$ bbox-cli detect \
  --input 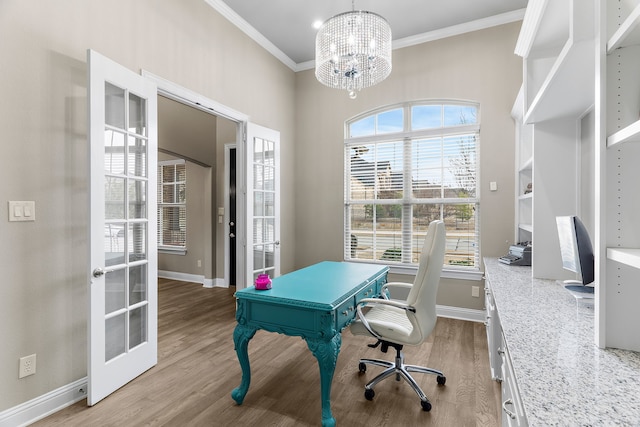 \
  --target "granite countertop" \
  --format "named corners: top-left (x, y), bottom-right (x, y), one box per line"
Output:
top-left (483, 258), bottom-right (640, 426)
